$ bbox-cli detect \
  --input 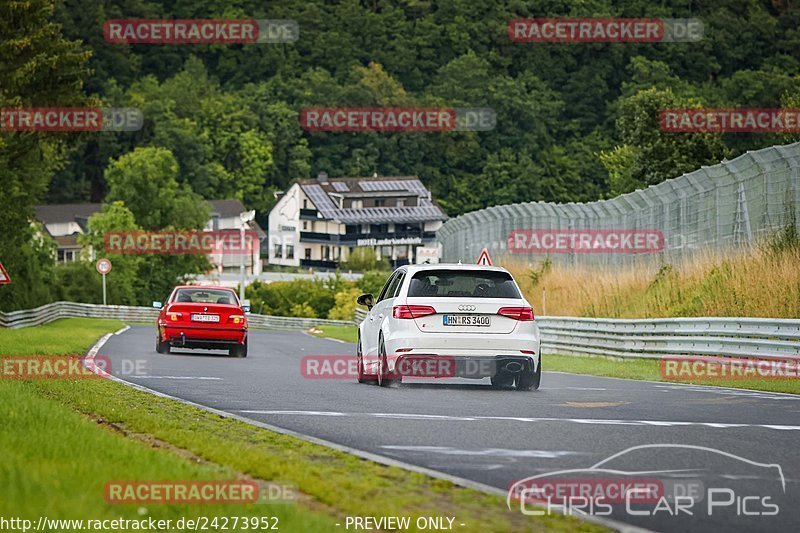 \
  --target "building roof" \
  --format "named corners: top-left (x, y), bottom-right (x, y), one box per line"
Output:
top-left (36, 200), bottom-right (250, 224)
top-left (34, 203), bottom-right (101, 225)
top-left (208, 199), bottom-right (247, 218)
top-left (298, 176), bottom-right (448, 225)
top-left (34, 199), bottom-right (265, 236)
